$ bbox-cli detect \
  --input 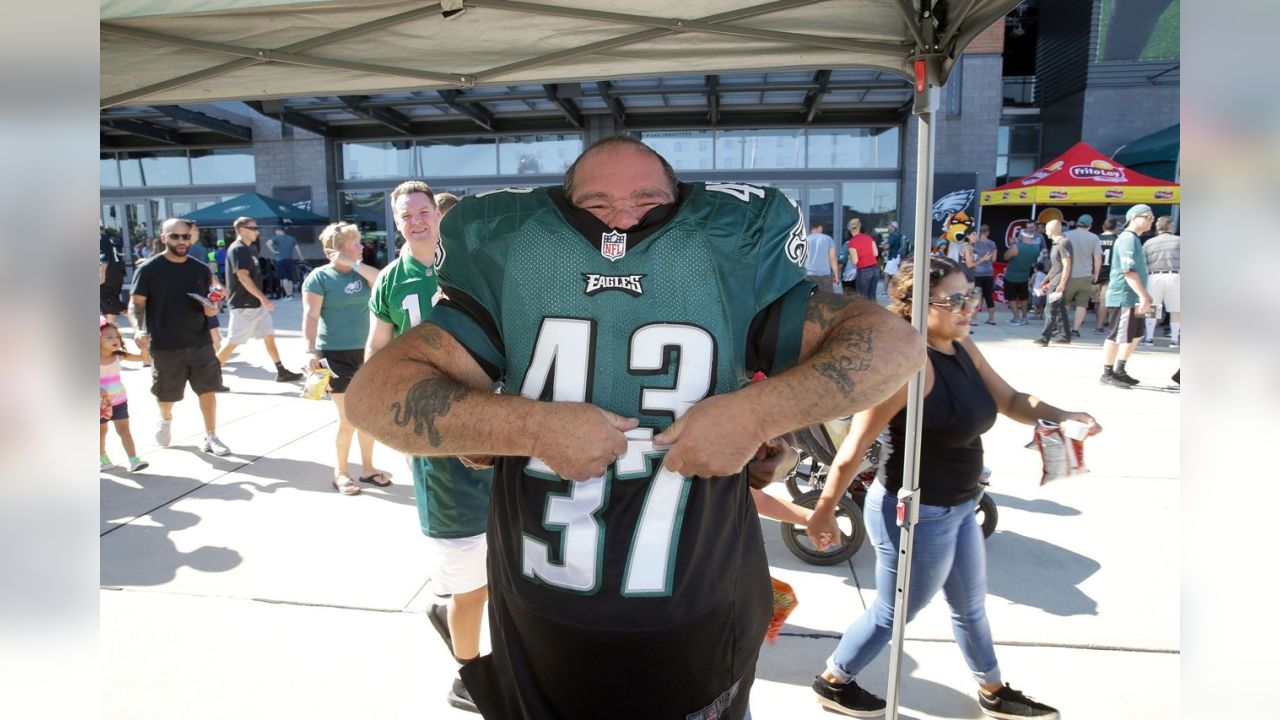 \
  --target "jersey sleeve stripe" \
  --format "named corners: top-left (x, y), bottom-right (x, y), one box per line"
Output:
top-left (753, 281), bottom-right (813, 375)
